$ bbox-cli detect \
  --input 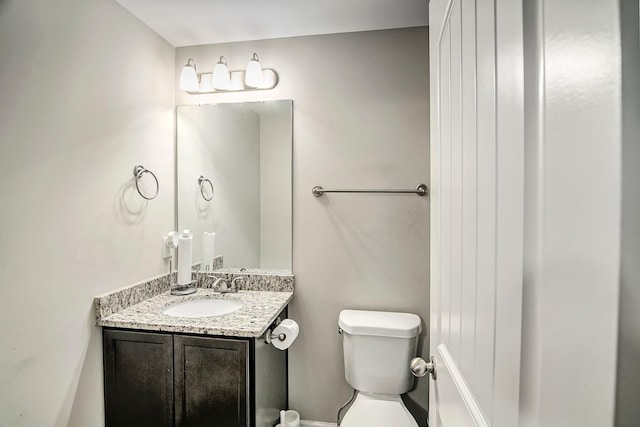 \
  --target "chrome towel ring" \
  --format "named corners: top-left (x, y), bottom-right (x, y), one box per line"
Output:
top-left (198, 175), bottom-right (214, 201)
top-left (133, 164), bottom-right (159, 200)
